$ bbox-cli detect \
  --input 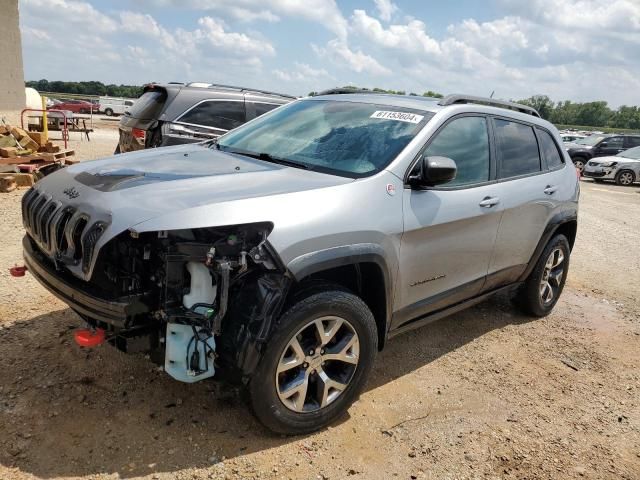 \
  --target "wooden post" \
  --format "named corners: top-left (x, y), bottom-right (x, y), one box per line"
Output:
top-left (41, 95), bottom-right (48, 143)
